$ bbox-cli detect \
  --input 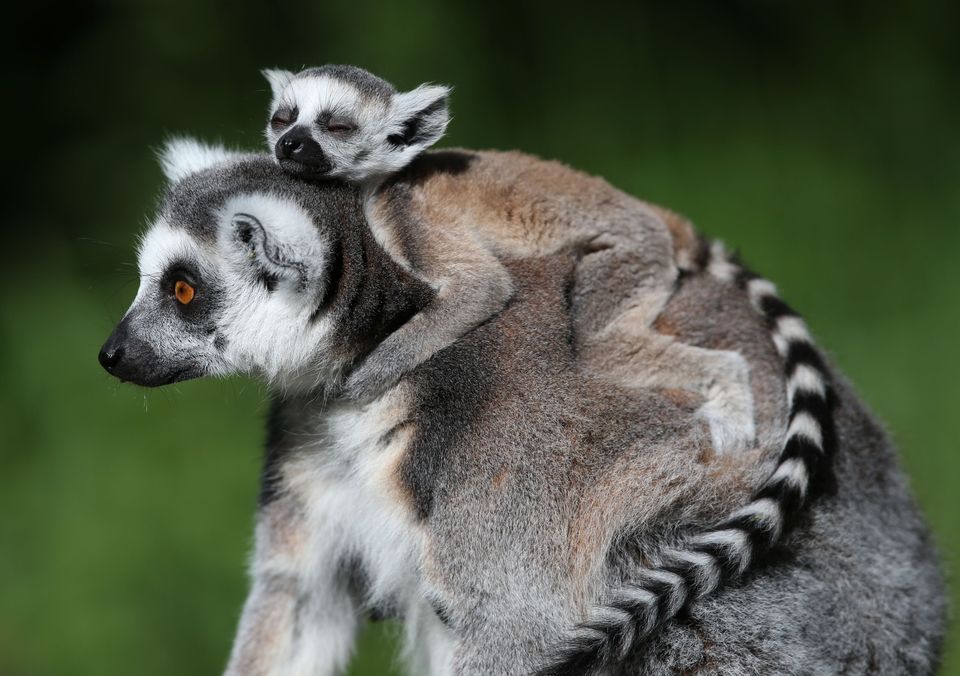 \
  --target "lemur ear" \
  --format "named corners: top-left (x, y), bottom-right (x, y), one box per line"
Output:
top-left (158, 137), bottom-right (244, 183)
top-left (228, 199), bottom-right (334, 296)
top-left (388, 83), bottom-right (451, 152)
top-left (231, 213), bottom-right (310, 290)
top-left (262, 68), bottom-right (296, 102)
